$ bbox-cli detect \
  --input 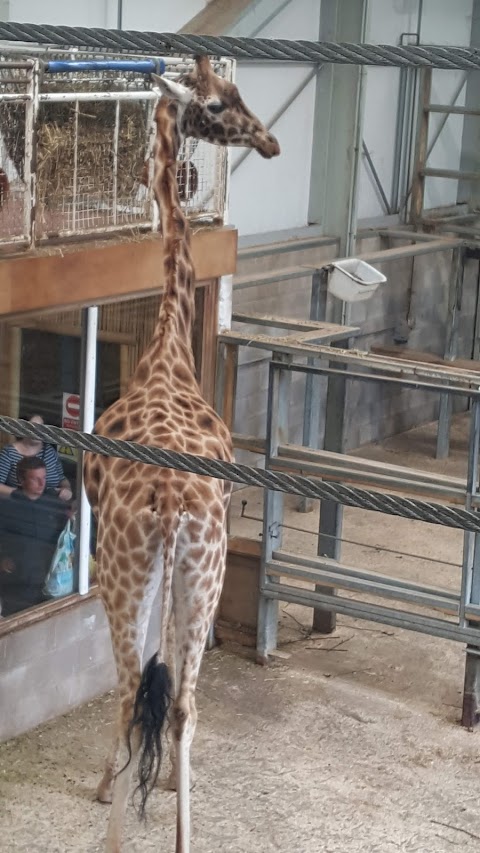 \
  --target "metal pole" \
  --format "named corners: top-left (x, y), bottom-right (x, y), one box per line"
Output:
top-left (77, 307), bottom-right (98, 595)
top-left (23, 60), bottom-right (39, 246)
top-left (72, 100), bottom-right (79, 232)
top-left (298, 268), bottom-right (328, 513)
top-left (391, 66), bottom-right (407, 212)
top-left (312, 341), bottom-right (350, 635)
top-left (461, 396), bottom-right (480, 727)
top-left (362, 139), bottom-right (391, 215)
top-left (112, 100), bottom-right (120, 226)
top-left (117, 0), bottom-right (123, 30)
top-left (257, 357), bottom-right (291, 663)
top-left (436, 247), bottom-right (465, 459)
